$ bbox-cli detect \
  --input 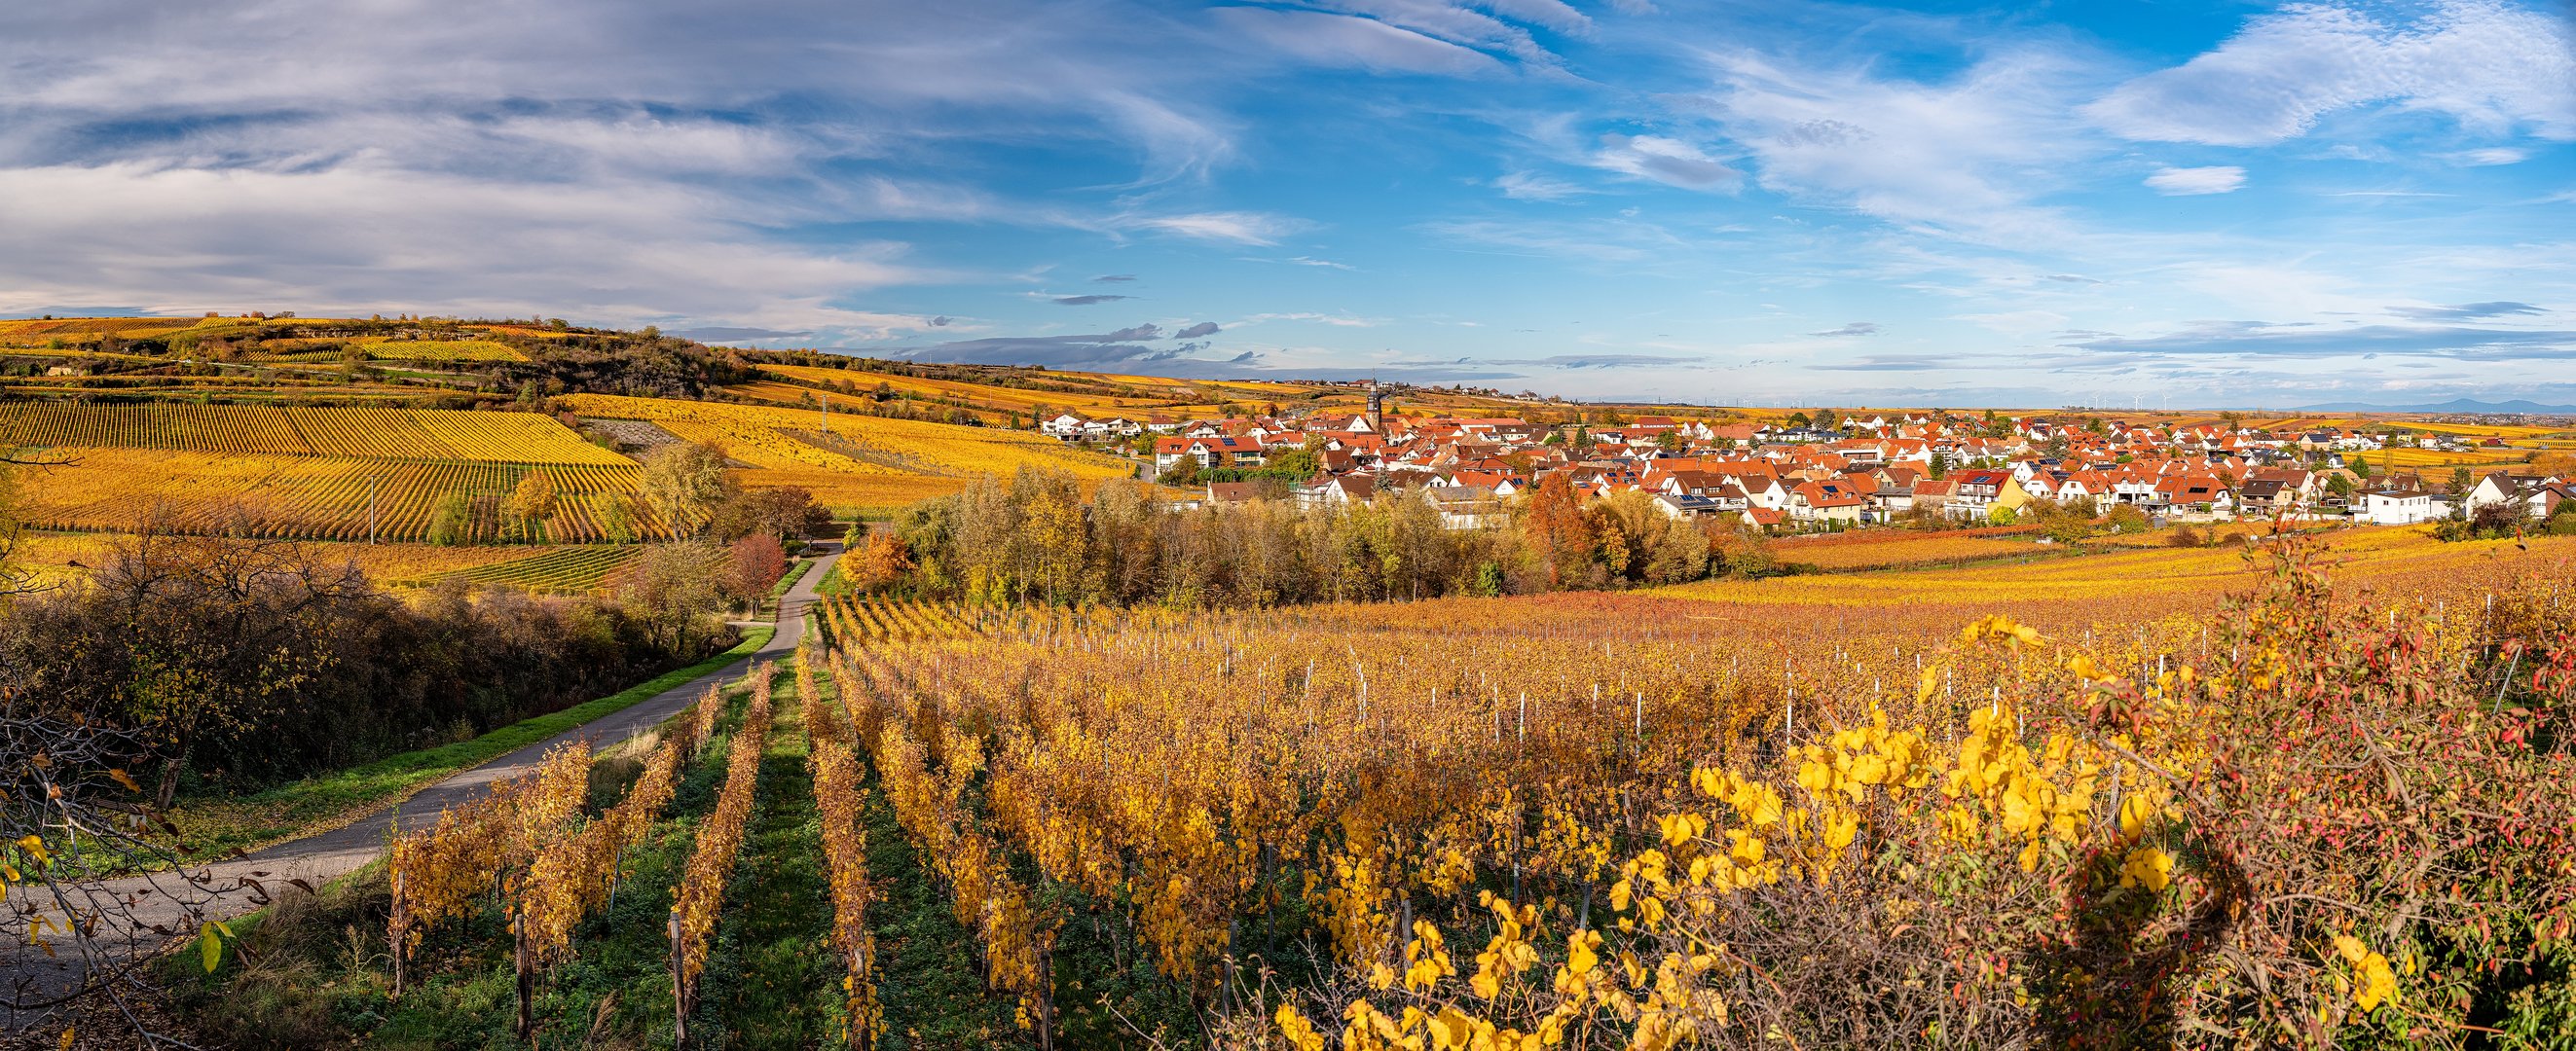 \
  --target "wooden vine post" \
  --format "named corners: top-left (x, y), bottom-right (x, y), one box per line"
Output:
top-left (388, 869), bottom-right (407, 998)
top-left (670, 910), bottom-right (688, 1045)
top-left (514, 911), bottom-right (534, 1041)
